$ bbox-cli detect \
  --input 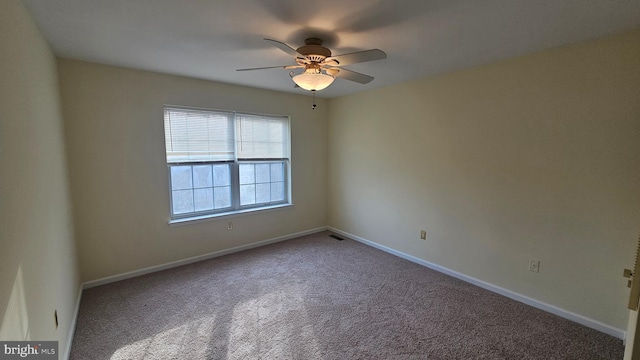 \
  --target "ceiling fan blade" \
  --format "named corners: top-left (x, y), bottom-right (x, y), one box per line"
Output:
top-left (264, 38), bottom-right (306, 59)
top-left (333, 68), bottom-right (375, 84)
top-left (326, 49), bottom-right (386, 66)
top-left (236, 65), bottom-right (300, 71)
